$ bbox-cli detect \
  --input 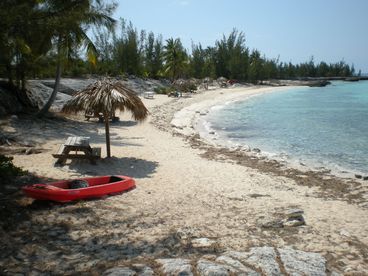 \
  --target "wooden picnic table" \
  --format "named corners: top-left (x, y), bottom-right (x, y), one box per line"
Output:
top-left (53, 136), bottom-right (101, 165)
